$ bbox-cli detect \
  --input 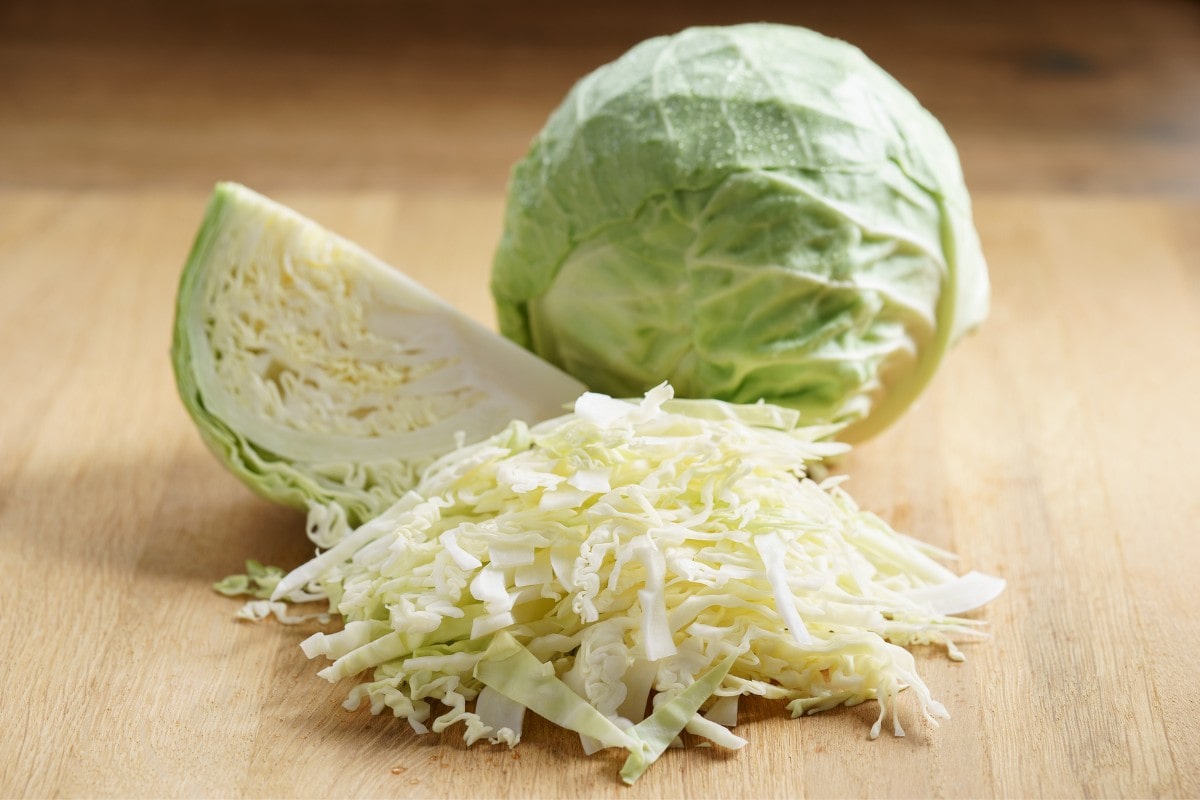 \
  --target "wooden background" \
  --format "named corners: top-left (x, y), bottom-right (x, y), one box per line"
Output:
top-left (1, 1), bottom-right (1198, 797)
